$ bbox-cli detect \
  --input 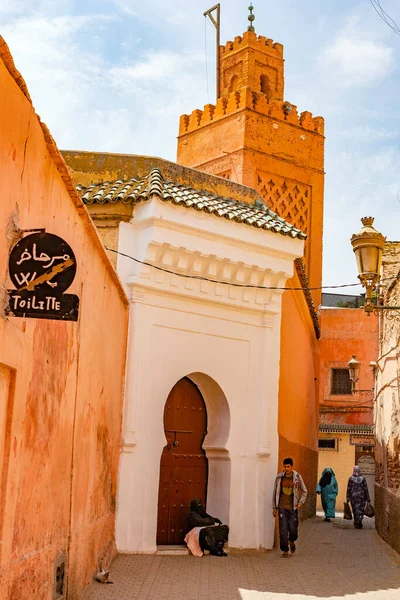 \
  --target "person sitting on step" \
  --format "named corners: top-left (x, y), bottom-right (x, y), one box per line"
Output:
top-left (185, 498), bottom-right (229, 557)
